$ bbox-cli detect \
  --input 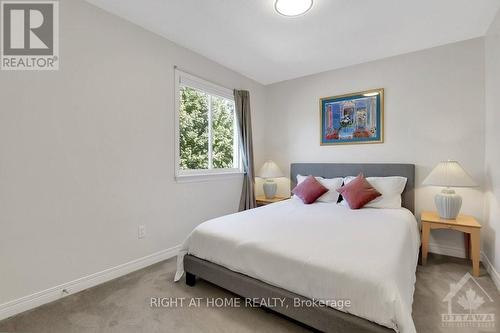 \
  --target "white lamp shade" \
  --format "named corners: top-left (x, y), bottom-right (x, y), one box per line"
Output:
top-left (257, 160), bottom-right (283, 179)
top-left (422, 161), bottom-right (477, 188)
